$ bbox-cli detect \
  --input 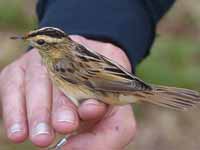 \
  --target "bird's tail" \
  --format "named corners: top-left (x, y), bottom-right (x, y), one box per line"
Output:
top-left (134, 85), bottom-right (200, 110)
